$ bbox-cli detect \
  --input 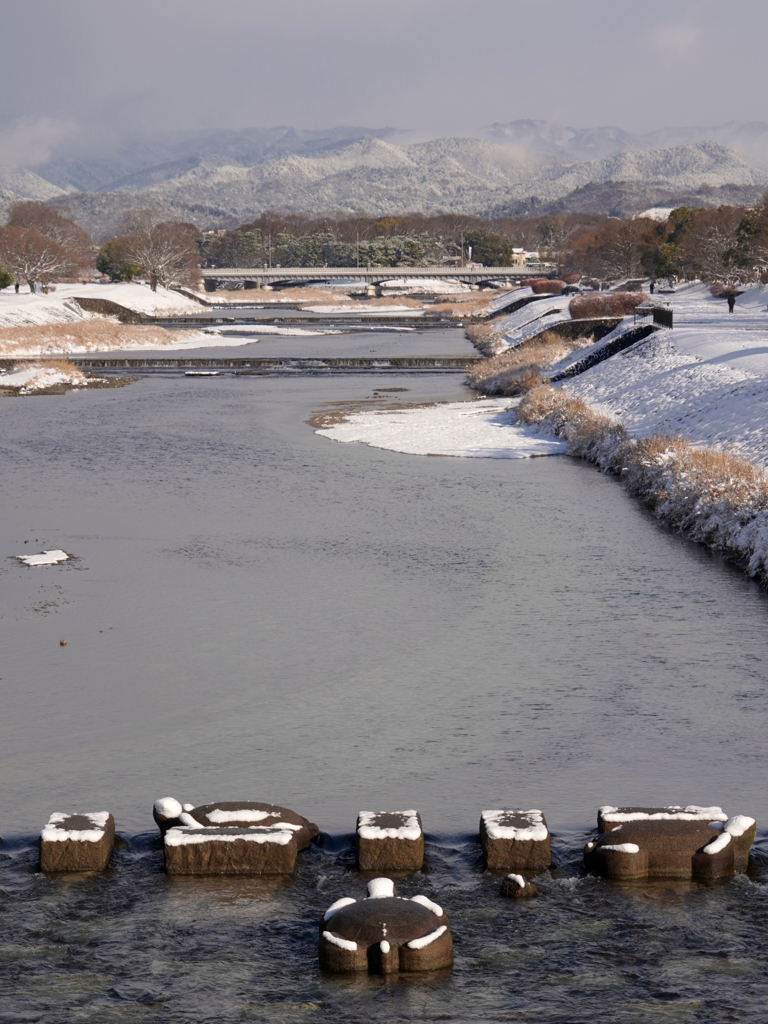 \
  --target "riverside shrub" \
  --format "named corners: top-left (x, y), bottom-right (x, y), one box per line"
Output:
top-left (568, 292), bottom-right (649, 319)
top-left (529, 278), bottom-right (566, 294)
top-left (517, 381), bottom-right (768, 584)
